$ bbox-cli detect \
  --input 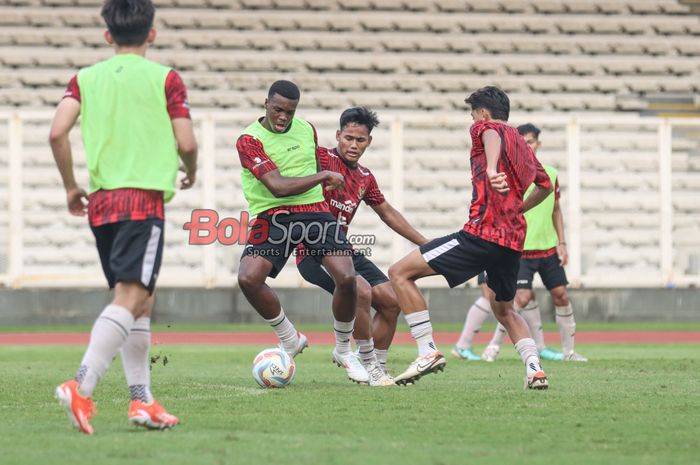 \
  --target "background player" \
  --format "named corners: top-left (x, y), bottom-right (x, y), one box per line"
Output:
top-left (51, 0), bottom-right (196, 434)
top-left (480, 124), bottom-right (587, 362)
top-left (454, 270), bottom-right (562, 361)
top-left (296, 107), bottom-right (428, 385)
top-left (388, 87), bottom-right (553, 389)
top-left (450, 272), bottom-right (494, 361)
top-left (236, 81), bottom-right (368, 384)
